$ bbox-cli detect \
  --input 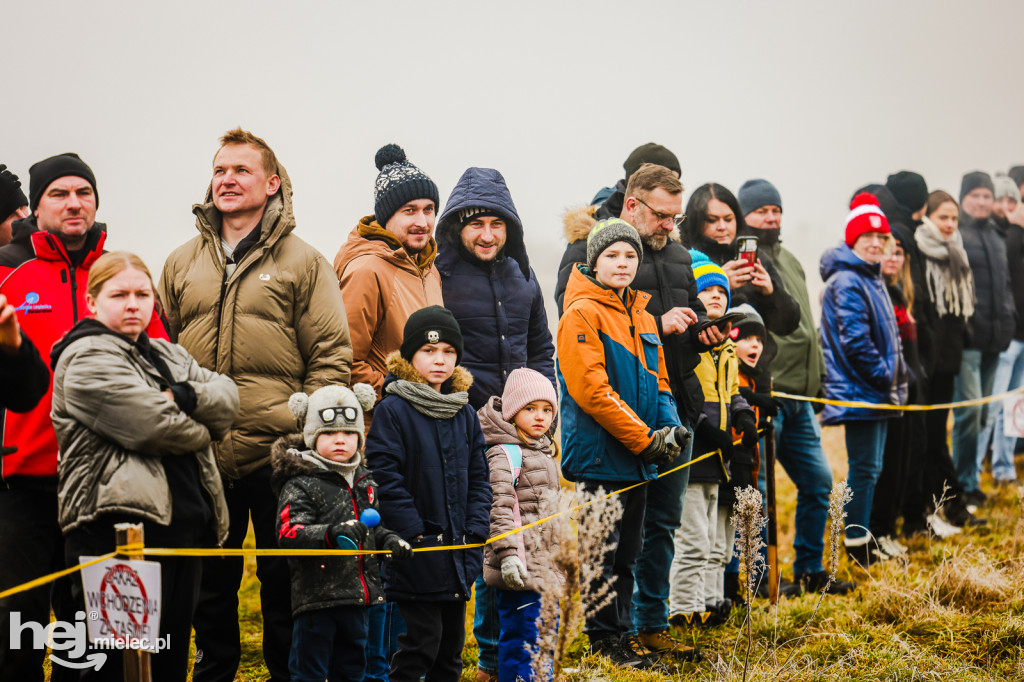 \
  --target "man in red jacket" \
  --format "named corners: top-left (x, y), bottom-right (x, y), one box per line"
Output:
top-left (0, 153), bottom-right (164, 681)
